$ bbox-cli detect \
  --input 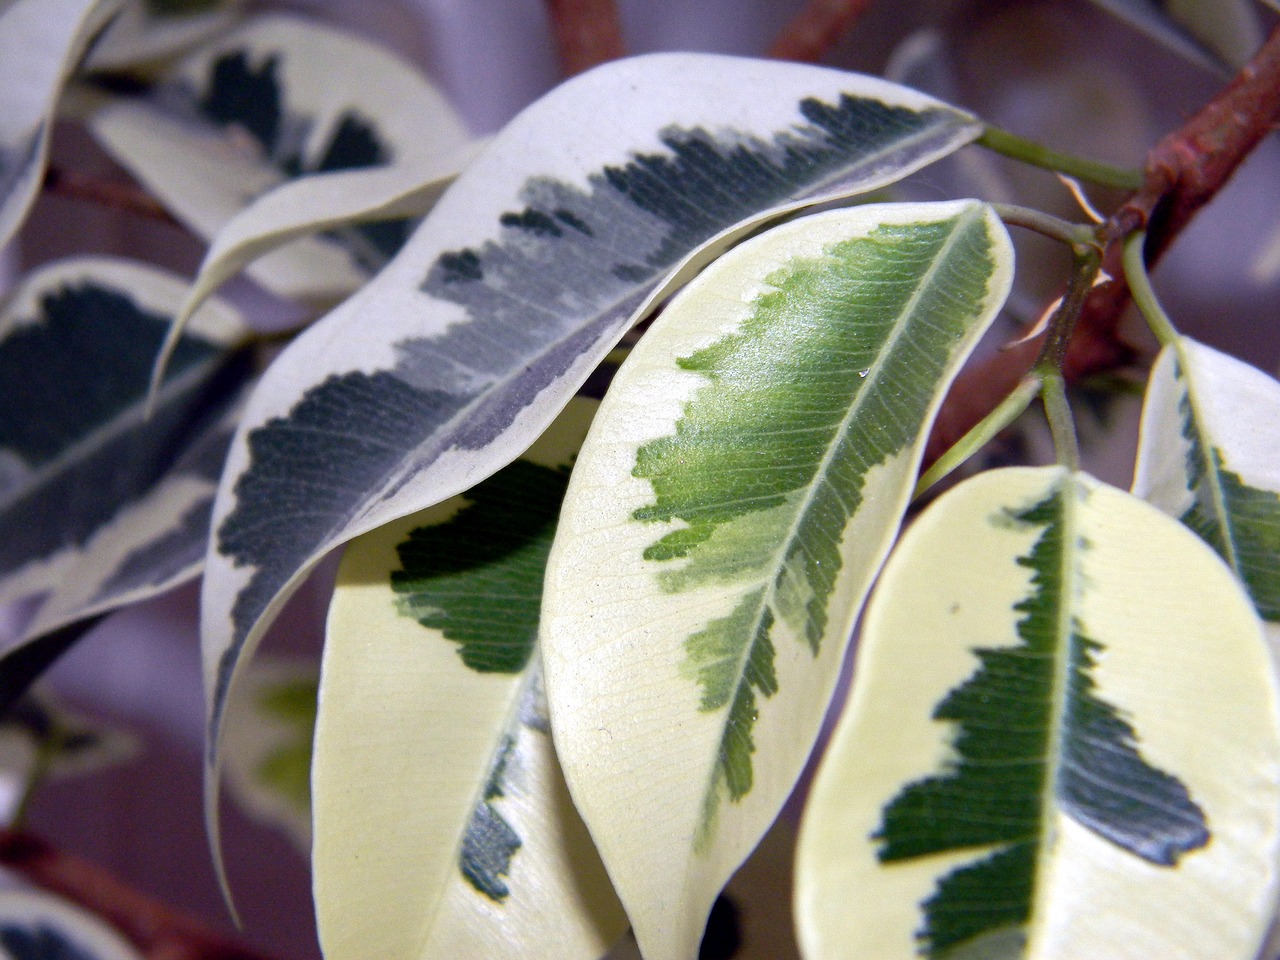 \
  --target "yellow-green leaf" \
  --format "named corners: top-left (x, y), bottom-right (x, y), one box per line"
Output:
top-left (1133, 337), bottom-right (1280, 639)
top-left (541, 200), bottom-right (1013, 960)
top-left (313, 399), bottom-right (625, 960)
top-left (796, 466), bottom-right (1280, 959)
